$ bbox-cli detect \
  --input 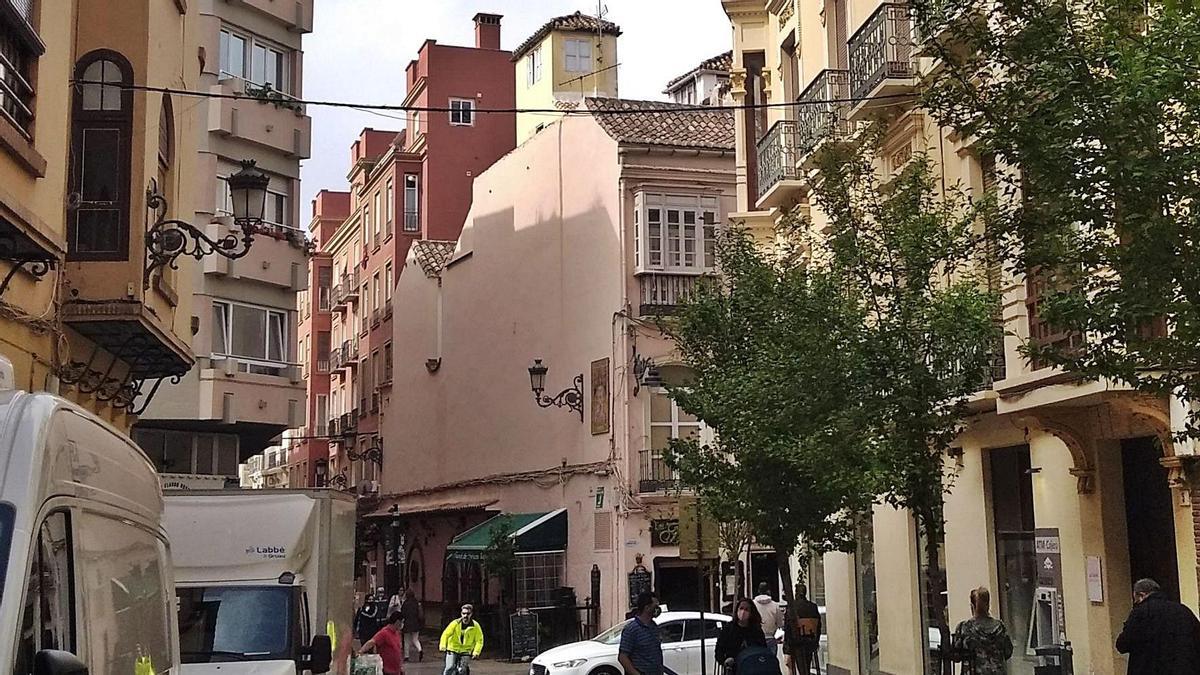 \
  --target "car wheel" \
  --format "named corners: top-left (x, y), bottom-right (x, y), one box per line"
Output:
top-left (590, 666), bottom-right (621, 675)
